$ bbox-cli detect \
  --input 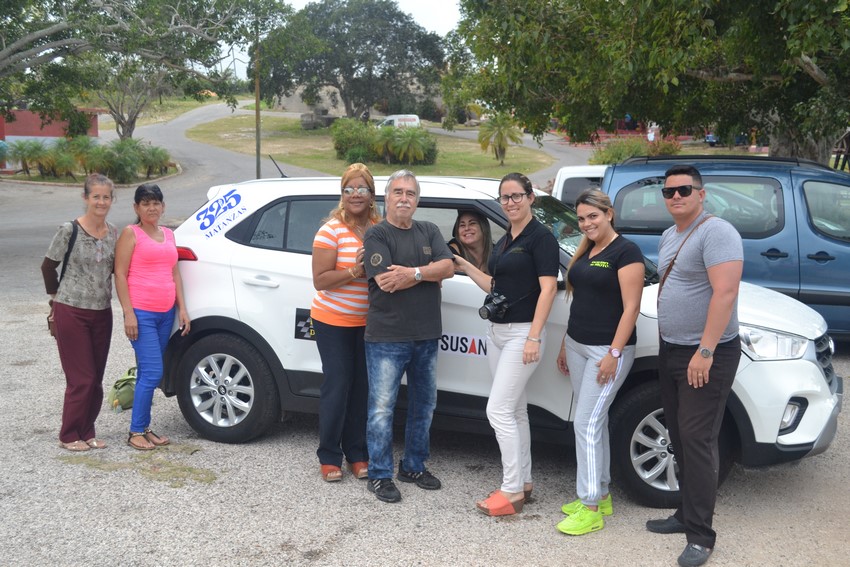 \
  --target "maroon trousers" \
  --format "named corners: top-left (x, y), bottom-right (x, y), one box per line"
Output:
top-left (53, 302), bottom-right (113, 443)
